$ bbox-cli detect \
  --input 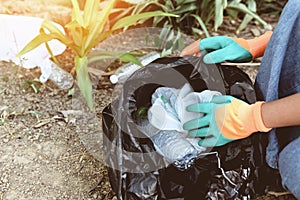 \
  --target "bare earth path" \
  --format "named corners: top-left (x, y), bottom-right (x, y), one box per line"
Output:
top-left (0, 62), bottom-right (115, 200)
